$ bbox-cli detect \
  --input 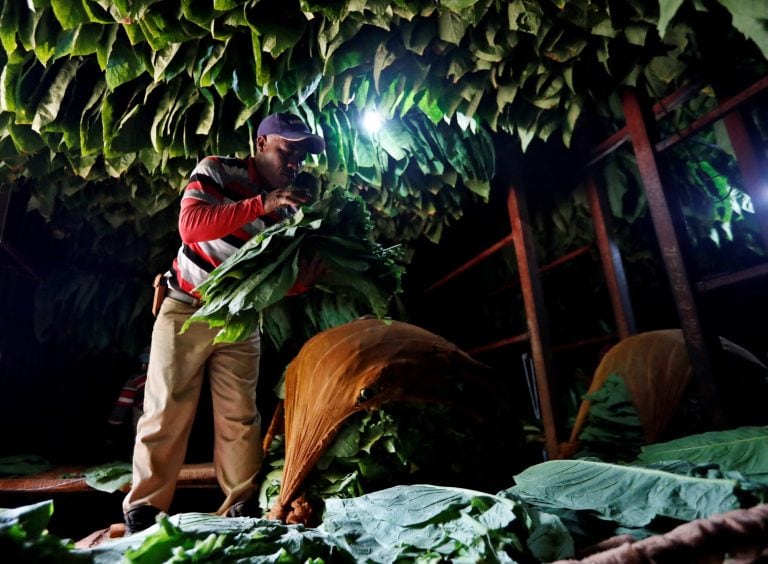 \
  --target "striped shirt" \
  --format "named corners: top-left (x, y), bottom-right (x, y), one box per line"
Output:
top-left (108, 372), bottom-right (146, 426)
top-left (169, 156), bottom-right (292, 298)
